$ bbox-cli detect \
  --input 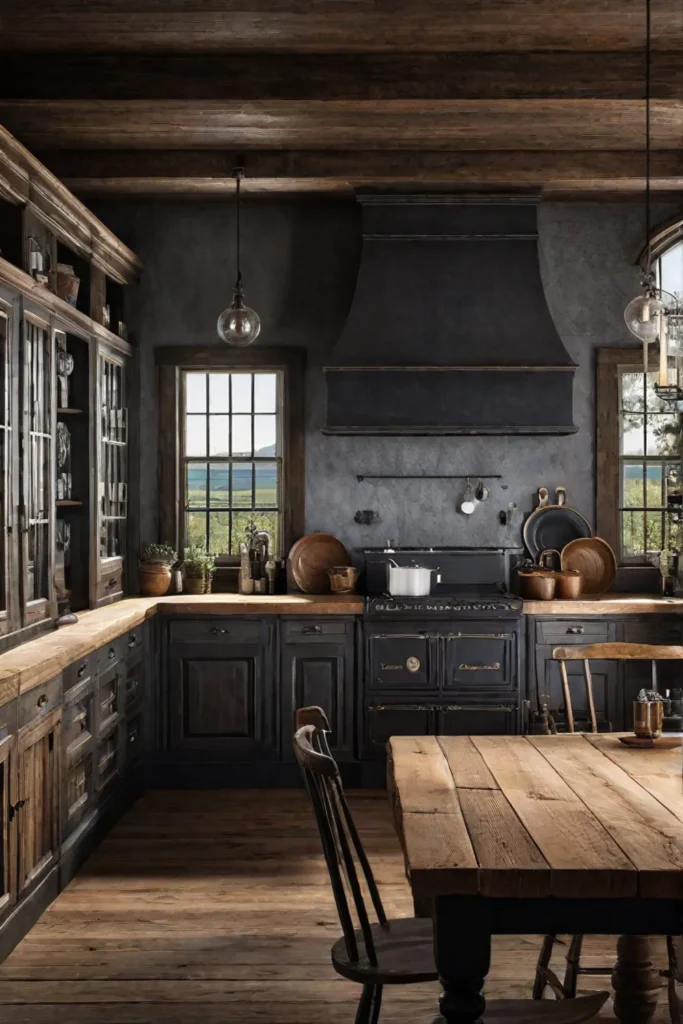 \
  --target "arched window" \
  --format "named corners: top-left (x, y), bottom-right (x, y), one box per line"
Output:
top-left (597, 239), bottom-right (683, 566)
